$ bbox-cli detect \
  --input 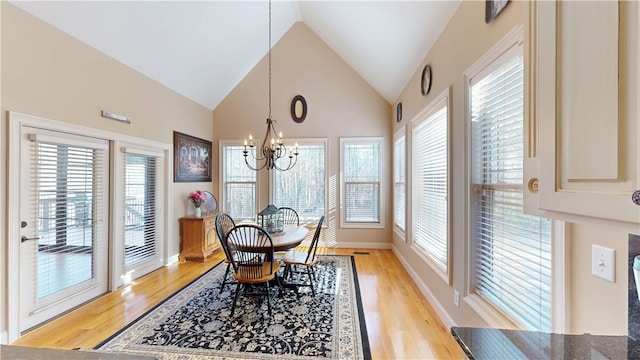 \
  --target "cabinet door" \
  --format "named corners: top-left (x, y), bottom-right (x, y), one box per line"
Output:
top-left (526, 1), bottom-right (640, 225)
top-left (204, 219), bottom-right (219, 252)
